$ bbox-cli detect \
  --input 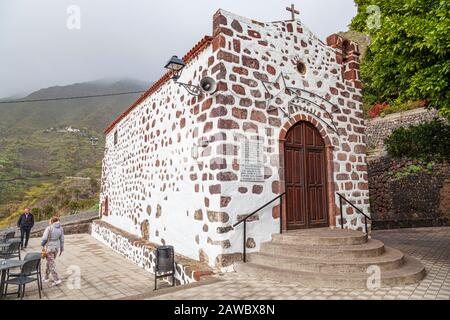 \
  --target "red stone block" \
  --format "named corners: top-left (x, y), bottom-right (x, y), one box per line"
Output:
top-left (258, 40), bottom-right (268, 46)
top-left (239, 98), bottom-right (252, 107)
top-left (233, 39), bottom-right (241, 53)
top-left (218, 50), bottom-right (239, 64)
top-left (217, 172), bottom-right (238, 181)
top-left (344, 69), bottom-right (358, 81)
top-left (233, 66), bottom-right (249, 76)
top-left (232, 84), bottom-right (246, 95)
top-left (272, 205), bottom-right (280, 219)
top-left (239, 187), bottom-right (248, 194)
top-left (243, 122), bottom-right (258, 133)
top-left (232, 107), bottom-right (248, 119)
top-left (203, 121), bottom-right (213, 133)
top-left (252, 185), bottom-right (263, 194)
top-left (210, 106), bottom-right (228, 118)
top-left (242, 55), bottom-right (260, 69)
top-left (251, 110), bottom-right (267, 123)
top-left (218, 119), bottom-right (240, 129)
top-left (267, 65), bottom-right (276, 75)
top-left (337, 153), bottom-right (347, 161)
top-left (248, 30), bottom-right (261, 39)
top-left (336, 173), bottom-right (350, 180)
top-left (231, 20), bottom-right (243, 33)
top-left (287, 23), bottom-right (293, 33)
top-left (210, 158), bottom-right (227, 170)
top-left (272, 181), bottom-right (280, 194)
top-left (330, 87), bottom-right (339, 95)
top-left (212, 35), bottom-right (227, 52)
top-left (202, 98), bottom-right (213, 111)
top-left (209, 184), bottom-right (221, 195)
